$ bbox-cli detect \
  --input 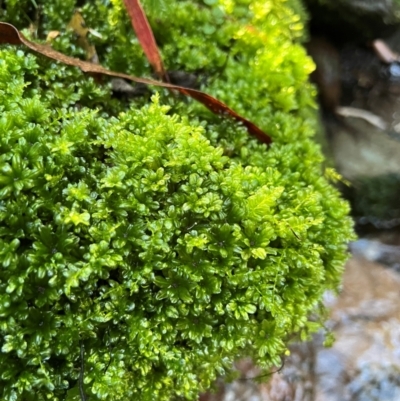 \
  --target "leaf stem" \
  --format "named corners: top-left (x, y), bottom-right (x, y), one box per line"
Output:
top-left (79, 340), bottom-right (87, 401)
